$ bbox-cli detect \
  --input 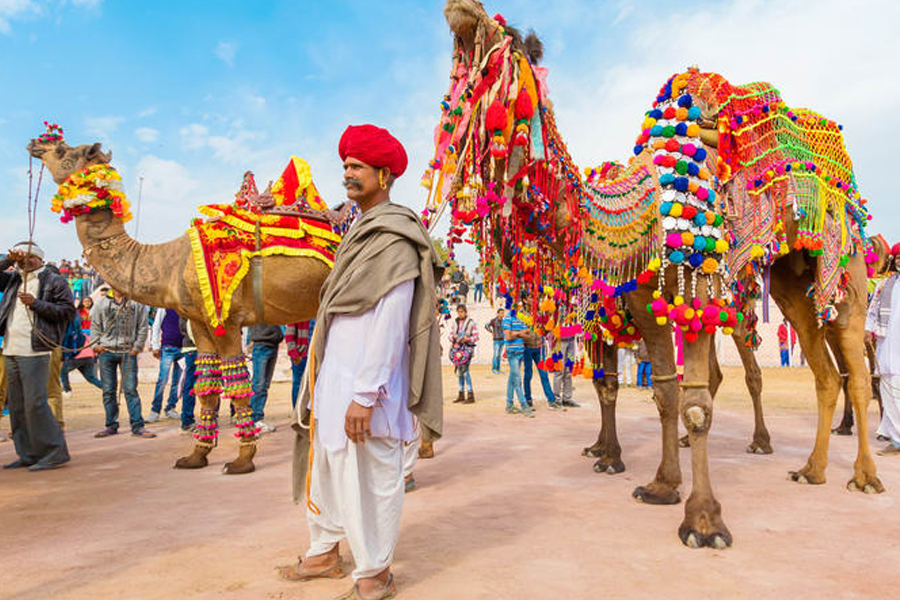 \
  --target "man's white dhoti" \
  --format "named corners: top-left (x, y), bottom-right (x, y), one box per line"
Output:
top-left (402, 419), bottom-right (421, 479)
top-left (878, 376), bottom-right (900, 445)
top-left (307, 432), bottom-right (405, 580)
